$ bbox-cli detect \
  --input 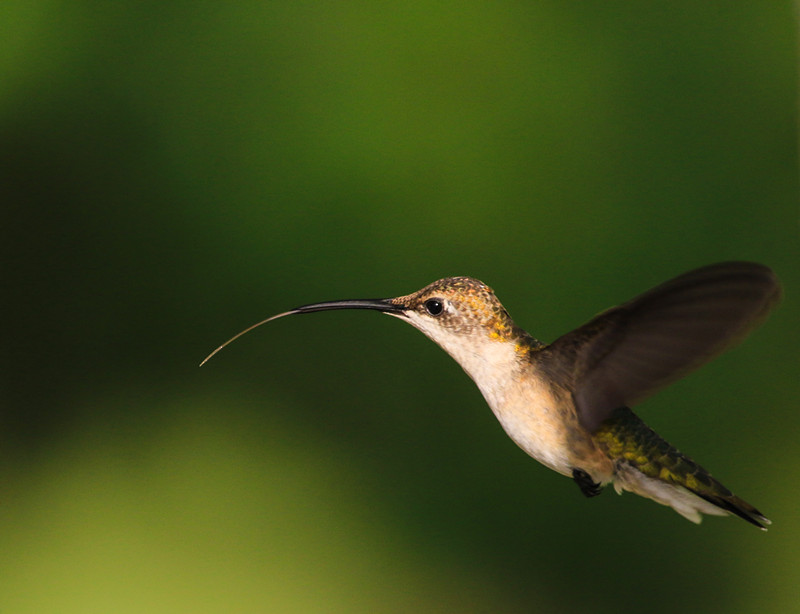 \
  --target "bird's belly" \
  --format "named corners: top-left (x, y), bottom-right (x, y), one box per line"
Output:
top-left (479, 383), bottom-right (583, 477)
top-left (476, 387), bottom-right (575, 475)
top-left (492, 400), bottom-right (577, 476)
